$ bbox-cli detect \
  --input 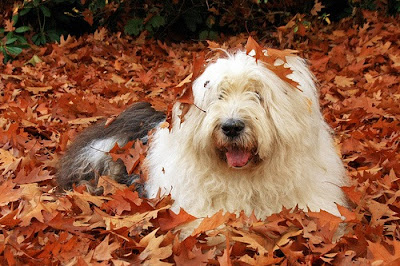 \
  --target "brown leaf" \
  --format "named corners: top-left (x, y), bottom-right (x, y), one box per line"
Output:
top-left (138, 229), bottom-right (173, 265)
top-left (245, 36), bottom-right (264, 62)
top-left (232, 229), bottom-right (272, 256)
top-left (14, 166), bottom-right (53, 184)
top-left (334, 76), bottom-right (354, 87)
top-left (93, 235), bottom-right (120, 261)
top-left (83, 9), bottom-right (94, 26)
top-left (174, 246), bottom-right (215, 266)
top-left (158, 208), bottom-right (196, 231)
top-left (367, 239), bottom-right (400, 265)
top-left (191, 211), bottom-right (235, 236)
top-left (68, 116), bottom-right (103, 125)
top-left (109, 141), bottom-right (147, 175)
top-left (97, 176), bottom-right (128, 195)
top-left (337, 204), bottom-right (357, 223)
top-left (25, 86), bottom-right (53, 94)
top-left (4, 19), bottom-right (14, 31)
top-left (0, 148), bottom-right (21, 175)
top-left (217, 247), bottom-right (232, 266)
top-left (342, 186), bottom-right (362, 204)
top-left (0, 179), bottom-right (22, 206)
top-left (245, 37), bottom-right (299, 89)
top-left (311, 0), bottom-right (325, 16)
